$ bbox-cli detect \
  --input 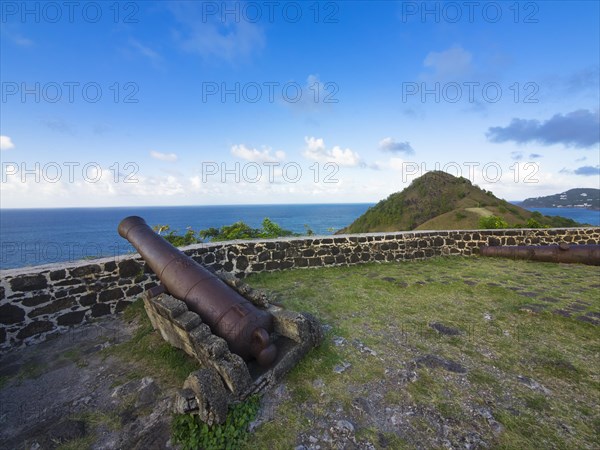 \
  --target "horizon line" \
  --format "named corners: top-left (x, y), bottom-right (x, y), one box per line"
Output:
top-left (0, 202), bottom-right (381, 211)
